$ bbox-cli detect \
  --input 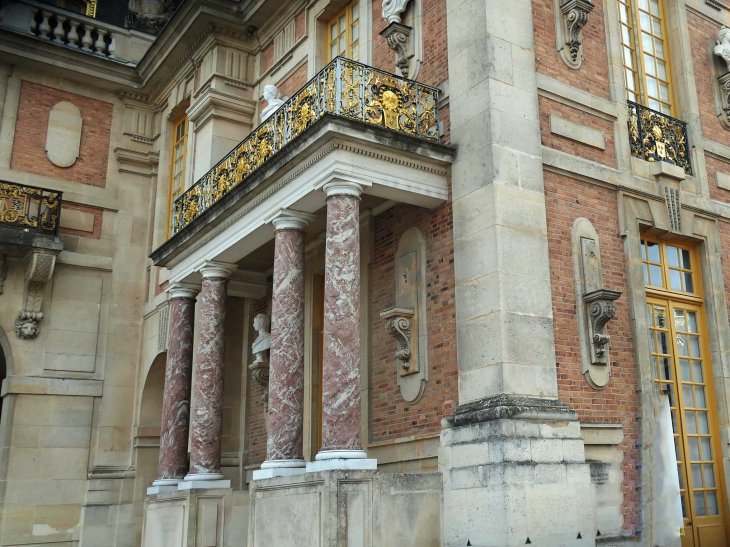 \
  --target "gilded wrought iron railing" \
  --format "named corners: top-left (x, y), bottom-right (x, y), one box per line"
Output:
top-left (0, 182), bottom-right (61, 234)
top-left (171, 56), bottom-right (440, 235)
top-left (627, 101), bottom-right (692, 175)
